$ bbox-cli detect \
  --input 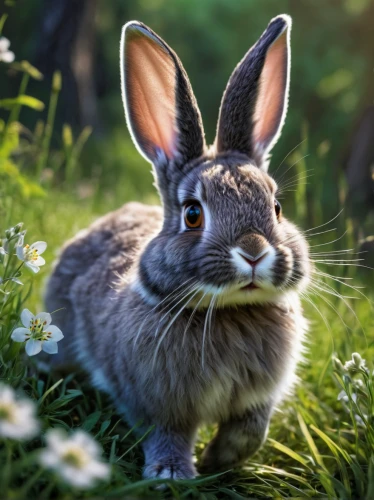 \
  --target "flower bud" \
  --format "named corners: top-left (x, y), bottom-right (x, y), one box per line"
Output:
top-left (332, 357), bottom-right (345, 373)
top-left (352, 353), bottom-right (362, 367)
top-left (14, 223), bottom-right (23, 234)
